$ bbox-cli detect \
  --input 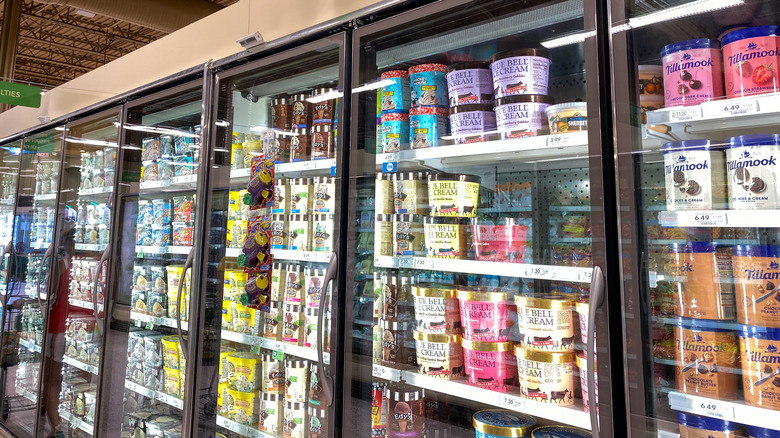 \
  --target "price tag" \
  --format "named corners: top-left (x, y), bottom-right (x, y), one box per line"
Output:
top-left (374, 257), bottom-right (381, 266)
top-left (71, 417), bottom-right (82, 429)
top-left (302, 161), bottom-right (314, 170)
top-left (497, 394), bottom-right (525, 411)
top-left (302, 252), bottom-right (312, 261)
top-left (527, 266), bottom-right (551, 278)
top-left (382, 153), bottom-right (398, 163)
top-left (373, 364), bottom-right (387, 377)
top-left (691, 211), bottom-right (727, 226)
top-left (703, 99), bottom-right (758, 117)
top-left (247, 428), bottom-right (262, 438)
top-left (413, 258), bottom-right (433, 270)
top-left (331, 166), bottom-right (337, 176)
top-left (668, 107), bottom-right (701, 122)
top-left (382, 161), bottom-right (398, 173)
top-left (398, 257), bottom-right (413, 268)
top-left (697, 401), bottom-right (735, 420)
top-left (547, 134), bottom-right (572, 147)
top-left (579, 270), bottom-right (593, 282)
